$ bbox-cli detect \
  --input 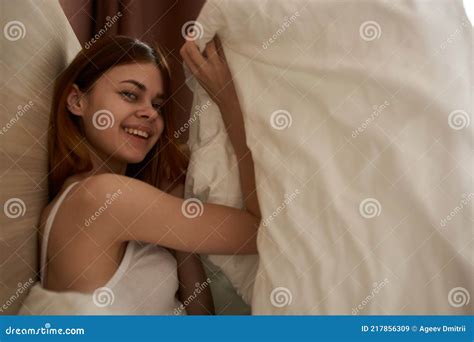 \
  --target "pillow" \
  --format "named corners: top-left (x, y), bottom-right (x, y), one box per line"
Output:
top-left (186, 0), bottom-right (472, 314)
top-left (183, 70), bottom-right (260, 305)
top-left (0, 0), bottom-right (81, 314)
